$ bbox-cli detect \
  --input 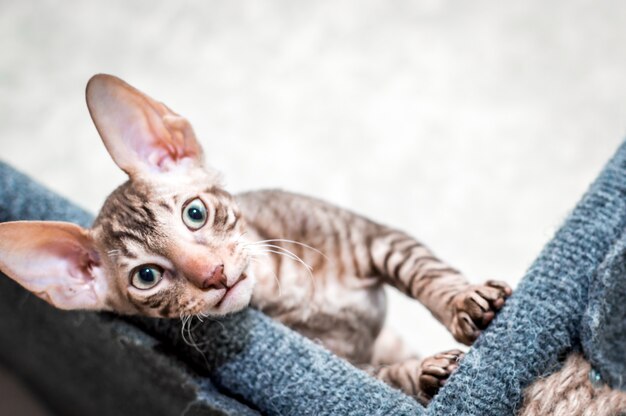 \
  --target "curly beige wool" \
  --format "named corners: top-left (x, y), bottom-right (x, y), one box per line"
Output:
top-left (519, 354), bottom-right (626, 416)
